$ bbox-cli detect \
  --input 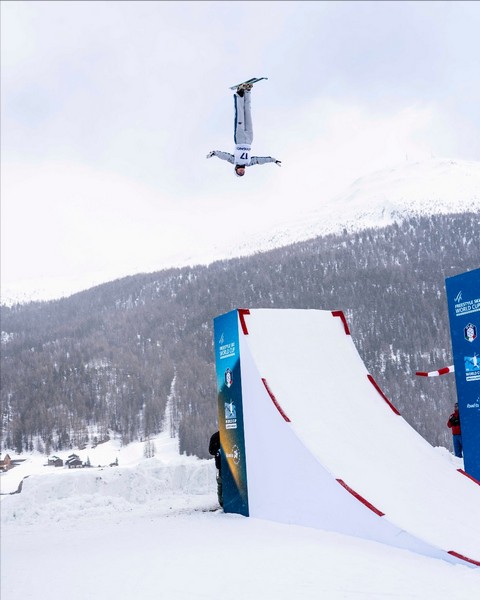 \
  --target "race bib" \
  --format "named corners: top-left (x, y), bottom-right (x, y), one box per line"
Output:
top-left (234, 144), bottom-right (252, 166)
